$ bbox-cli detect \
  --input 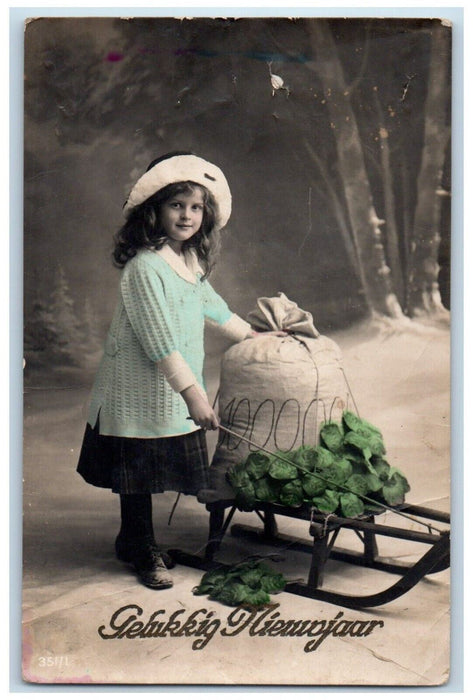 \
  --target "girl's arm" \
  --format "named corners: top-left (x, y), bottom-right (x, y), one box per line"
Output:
top-left (122, 258), bottom-right (221, 428)
top-left (180, 385), bottom-right (219, 431)
top-left (200, 279), bottom-right (251, 342)
top-left (200, 281), bottom-right (287, 341)
top-left (121, 257), bottom-right (201, 394)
